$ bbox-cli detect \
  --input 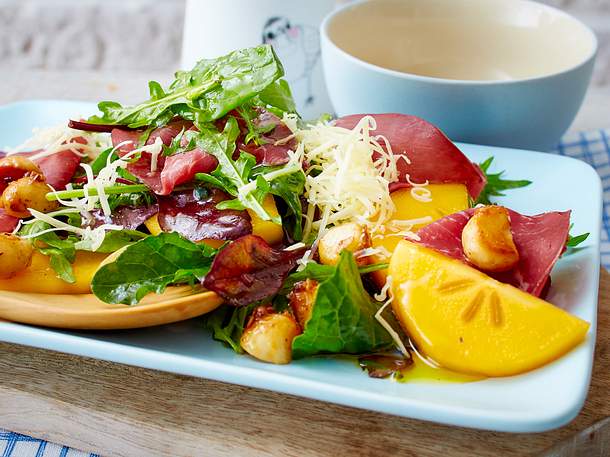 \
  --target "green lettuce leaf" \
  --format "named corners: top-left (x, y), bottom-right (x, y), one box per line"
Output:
top-left (87, 45), bottom-right (286, 129)
top-left (204, 303), bottom-right (258, 353)
top-left (255, 79), bottom-right (296, 116)
top-left (291, 252), bottom-right (395, 359)
top-left (91, 232), bottom-right (216, 304)
top-left (95, 230), bottom-right (148, 253)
